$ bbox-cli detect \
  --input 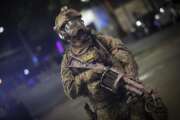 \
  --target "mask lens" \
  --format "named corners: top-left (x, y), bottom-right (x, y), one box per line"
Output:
top-left (65, 19), bottom-right (83, 33)
top-left (58, 18), bottom-right (85, 40)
